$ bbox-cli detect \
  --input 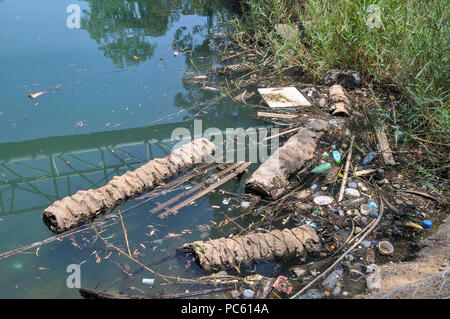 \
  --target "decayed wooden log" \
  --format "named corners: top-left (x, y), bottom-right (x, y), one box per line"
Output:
top-left (244, 119), bottom-right (329, 199)
top-left (328, 84), bottom-right (351, 117)
top-left (79, 287), bottom-right (231, 299)
top-left (181, 225), bottom-right (320, 271)
top-left (42, 138), bottom-right (215, 233)
top-left (375, 125), bottom-right (396, 165)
